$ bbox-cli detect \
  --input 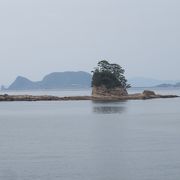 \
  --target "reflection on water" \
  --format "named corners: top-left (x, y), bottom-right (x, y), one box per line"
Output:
top-left (92, 101), bottom-right (127, 114)
top-left (0, 169), bottom-right (18, 180)
top-left (93, 106), bottom-right (126, 114)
